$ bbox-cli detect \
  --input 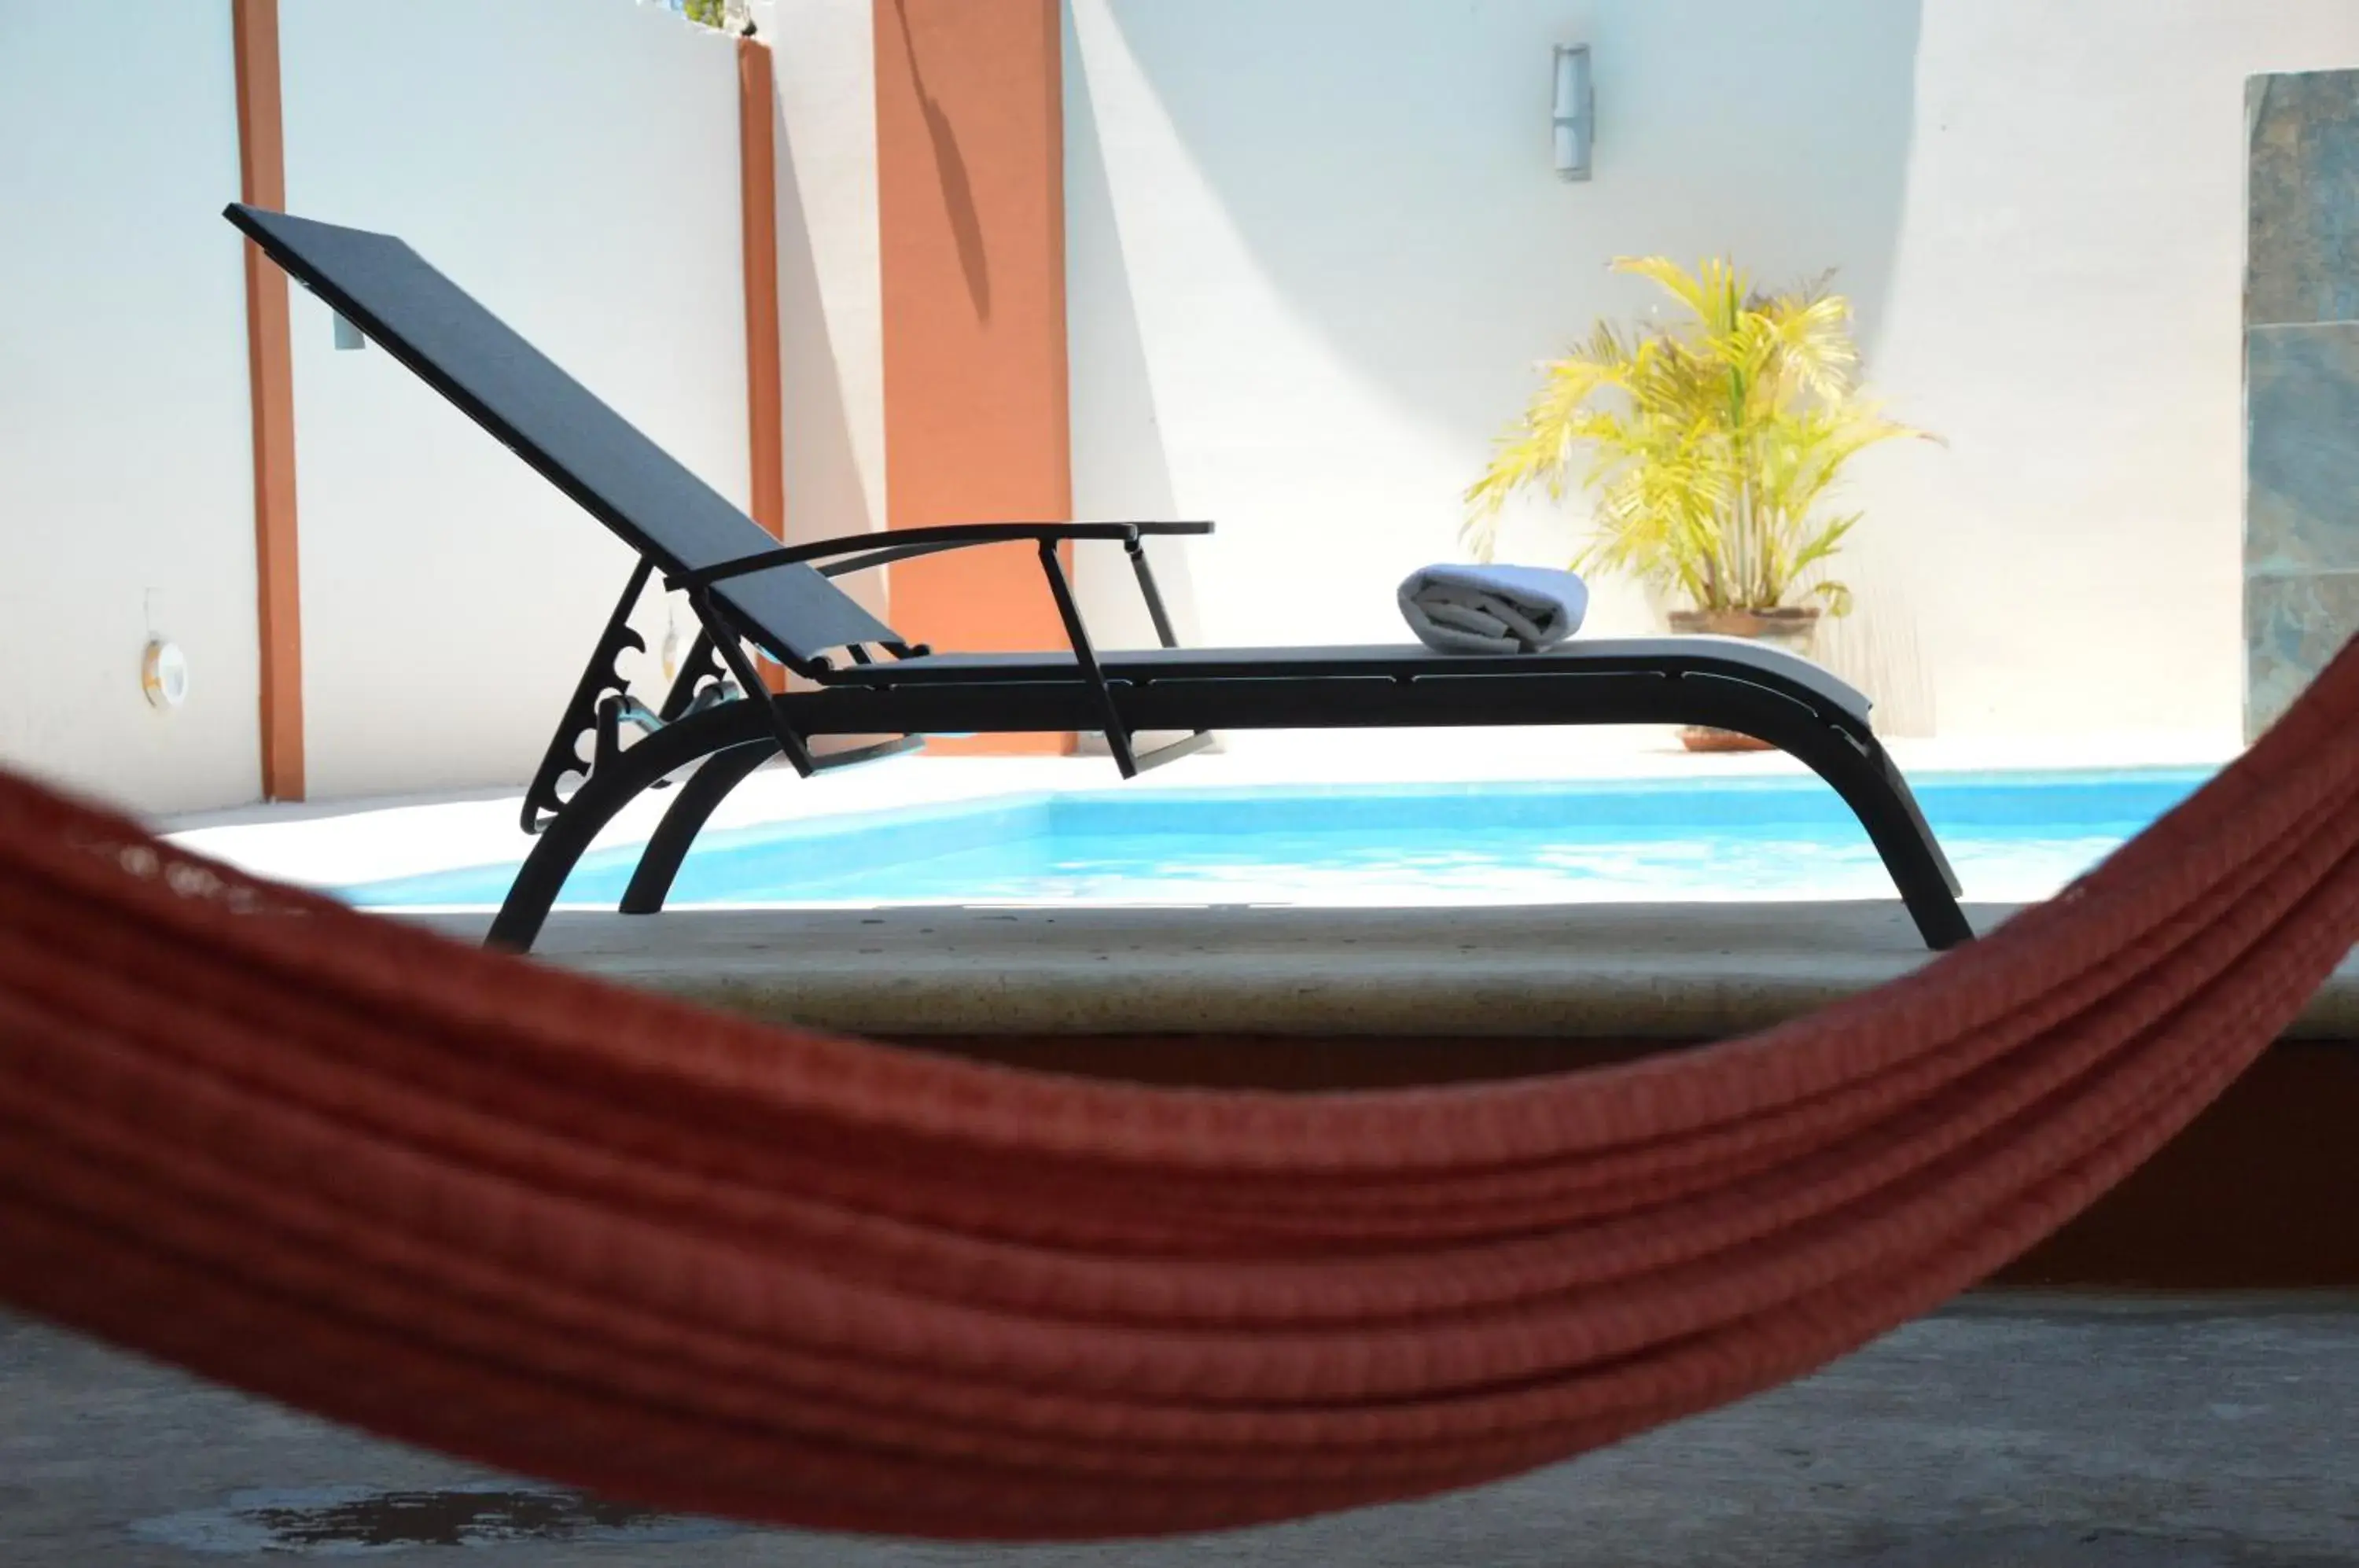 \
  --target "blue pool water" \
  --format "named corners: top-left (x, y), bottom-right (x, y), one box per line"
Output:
top-left (344, 767), bottom-right (2214, 910)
